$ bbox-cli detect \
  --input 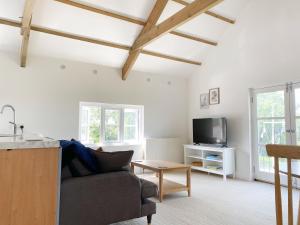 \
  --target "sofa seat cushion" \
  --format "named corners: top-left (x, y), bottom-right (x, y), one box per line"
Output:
top-left (140, 179), bottom-right (158, 199)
